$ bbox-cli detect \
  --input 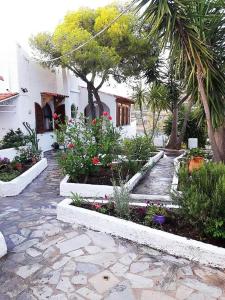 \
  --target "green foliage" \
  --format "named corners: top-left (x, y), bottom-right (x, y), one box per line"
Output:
top-left (57, 112), bottom-right (121, 182)
top-left (111, 180), bottom-right (131, 220)
top-left (163, 107), bottom-right (207, 147)
top-left (122, 136), bottom-right (156, 161)
top-left (177, 162), bottom-right (225, 239)
top-left (23, 122), bottom-right (39, 153)
top-left (144, 205), bottom-right (168, 226)
top-left (0, 129), bottom-right (27, 149)
top-left (14, 146), bottom-right (41, 164)
top-left (71, 193), bottom-right (86, 207)
top-left (0, 170), bottom-right (20, 182)
top-left (187, 148), bottom-right (205, 159)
